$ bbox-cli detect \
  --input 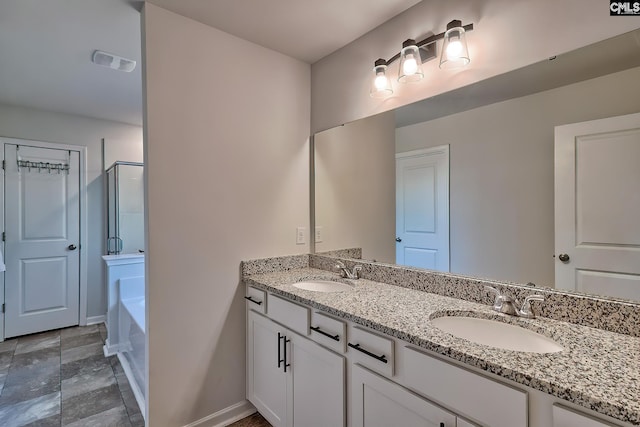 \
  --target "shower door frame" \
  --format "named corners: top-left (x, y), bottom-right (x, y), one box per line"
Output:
top-left (105, 161), bottom-right (144, 255)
